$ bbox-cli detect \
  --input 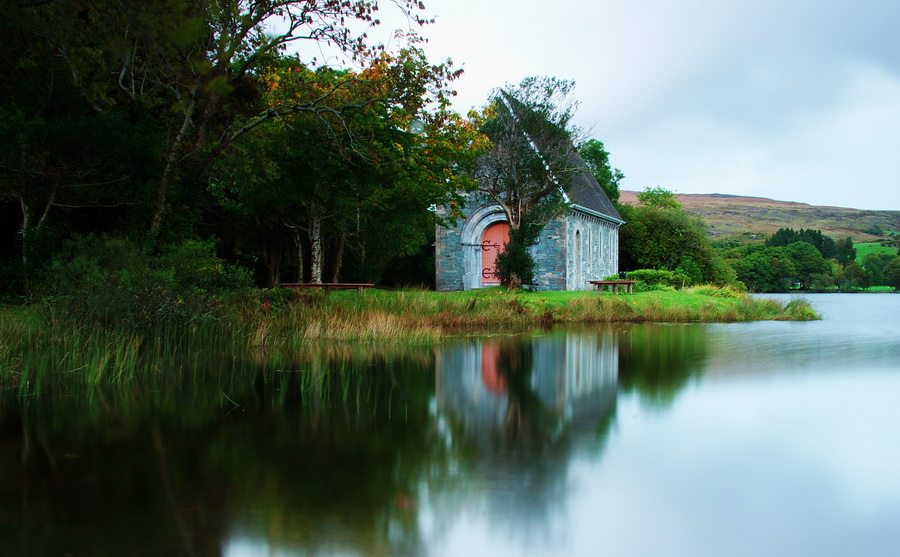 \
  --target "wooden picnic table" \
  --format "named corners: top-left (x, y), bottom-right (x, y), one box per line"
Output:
top-left (282, 282), bottom-right (374, 294)
top-left (588, 280), bottom-right (636, 295)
